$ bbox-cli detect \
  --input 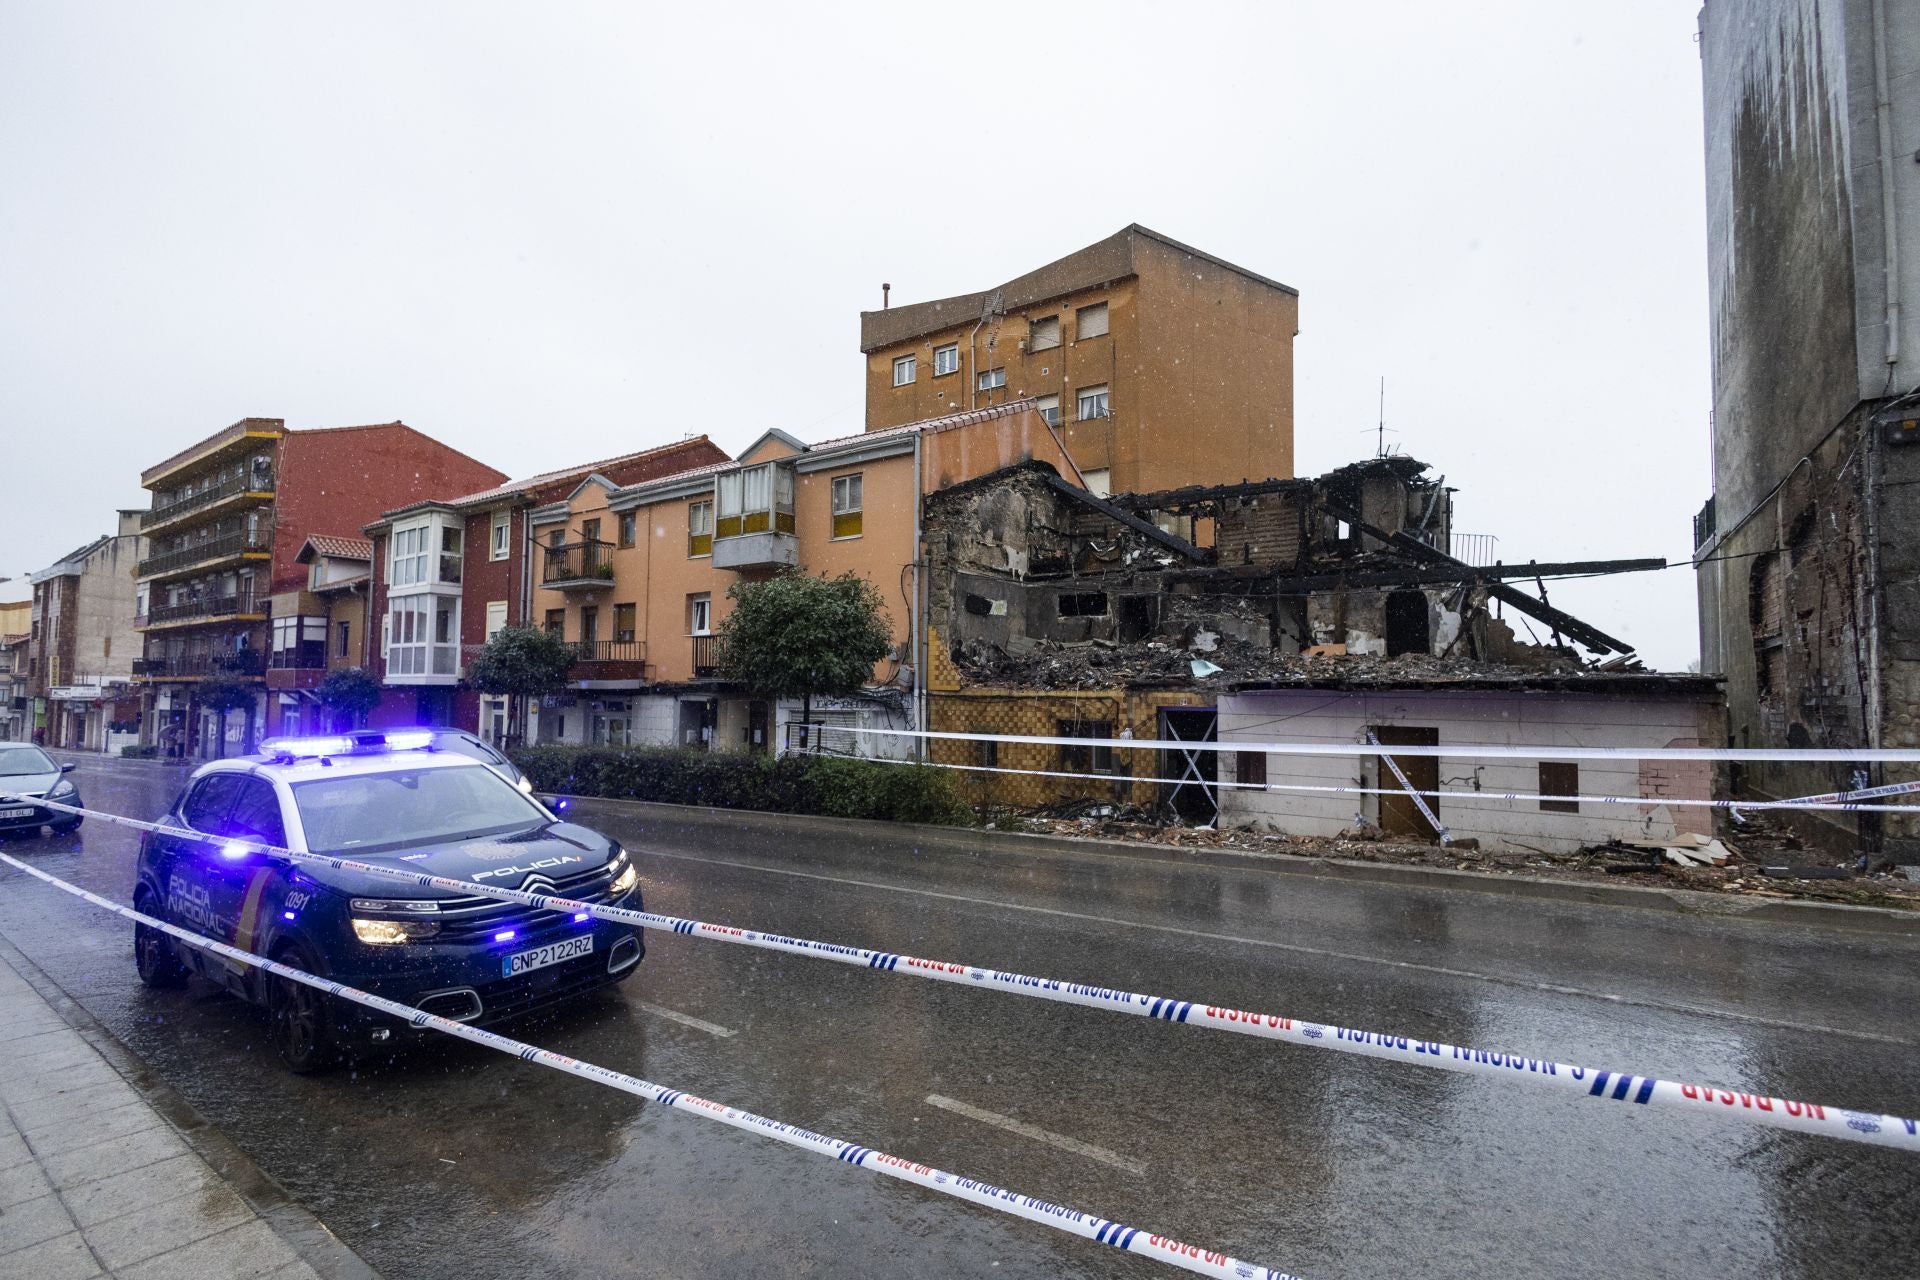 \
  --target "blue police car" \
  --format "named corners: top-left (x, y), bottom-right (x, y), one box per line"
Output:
top-left (132, 731), bottom-right (643, 1072)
